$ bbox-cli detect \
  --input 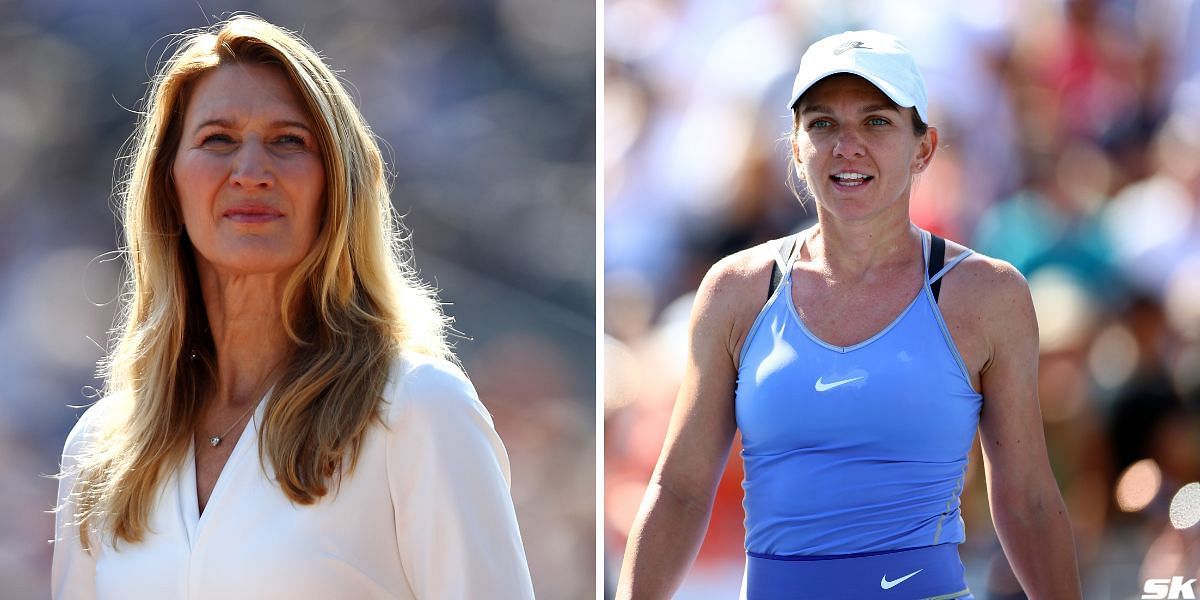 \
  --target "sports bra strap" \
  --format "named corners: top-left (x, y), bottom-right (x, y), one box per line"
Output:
top-left (768, 234), bottom-right (799, 301)
top-left (928, 234), bottom-right (946, 302)
top-left (927, 234), bottom-right (974, 303)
